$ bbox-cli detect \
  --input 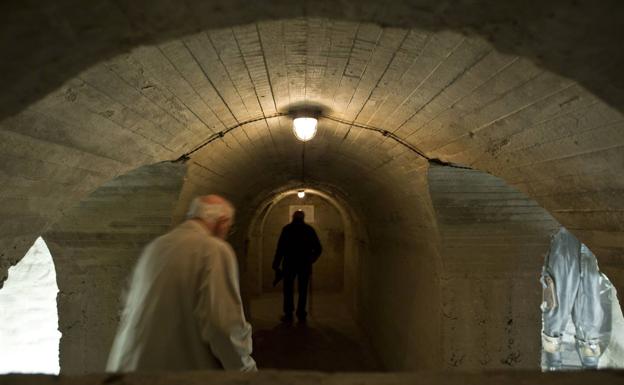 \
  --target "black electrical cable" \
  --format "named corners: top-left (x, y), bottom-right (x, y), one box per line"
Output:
top-left (320, 115), bottom-right (429, 159)
top-left (173, 113), bottom-right (287, 162)
top-left (172, 112), bottom-right (471, 169)
top-left (320, 115), bottom-right (472, 169)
